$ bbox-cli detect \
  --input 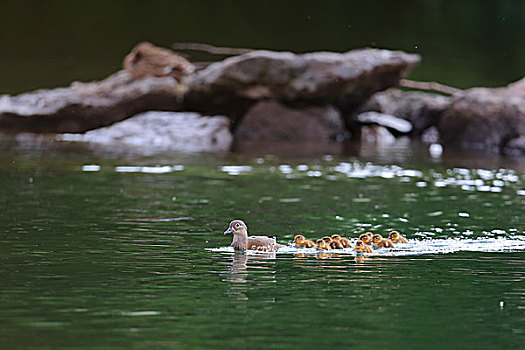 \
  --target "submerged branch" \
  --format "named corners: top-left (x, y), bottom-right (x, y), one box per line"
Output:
top-left (399, 79), bottom-right (462, 95)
